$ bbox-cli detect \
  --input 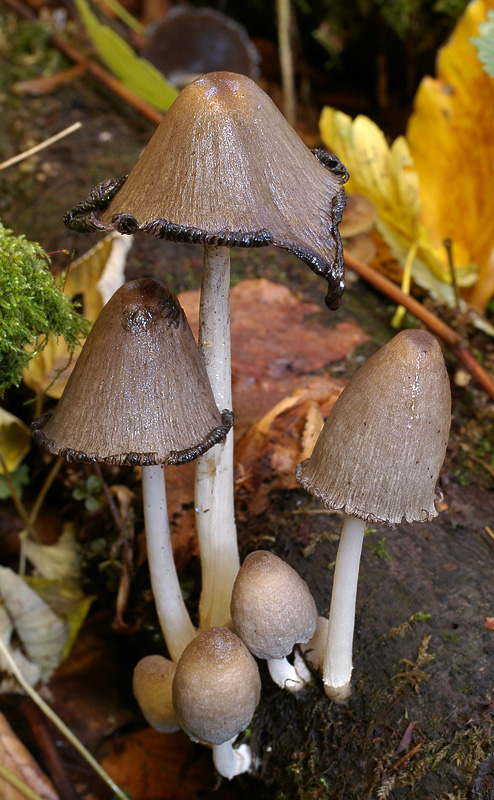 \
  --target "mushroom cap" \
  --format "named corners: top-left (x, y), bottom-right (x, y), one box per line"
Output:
top-left (142, 7), bottom-right (260, 87)
top-left (230, 550), bottom-right (317, 660)
top-left (172, 626), bottom-right (261, 746)
top-left (133, 655), bottom-right (180, 733)
top-left (31, 278), bottom-right (233, 465)
top-left (339, 194), bottom-right (377, 238)
top-left (64, 71), bottom-right (348, 309)
top-left (295, 329), bottom-right (451, 525)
